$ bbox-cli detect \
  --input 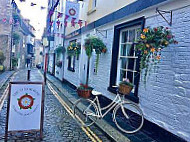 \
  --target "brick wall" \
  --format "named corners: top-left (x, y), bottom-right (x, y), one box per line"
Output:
top-left (64, 3), bottom-right (190, 142)
top-left (139, 5), bottom-right (190, 141)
